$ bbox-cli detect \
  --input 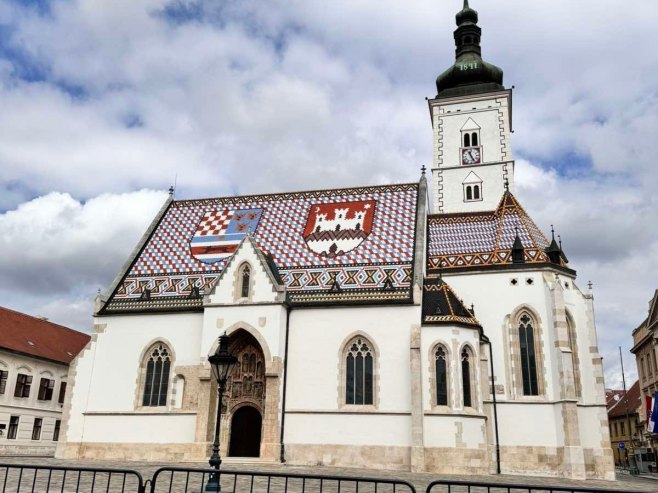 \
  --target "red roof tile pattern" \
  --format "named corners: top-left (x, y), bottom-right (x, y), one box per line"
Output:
top-left (427, 192), bottom-right (555, 271)
top-left (105, 183), bottom-right (419, 311)
top-left (0, 306), bottom-right (90, 365)
top-left (608, 381), bottom-right (641, 419)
